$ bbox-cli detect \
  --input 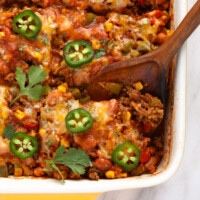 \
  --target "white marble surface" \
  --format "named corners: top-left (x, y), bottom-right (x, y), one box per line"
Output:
top-left (97, 0), bottom-right (200, 199)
